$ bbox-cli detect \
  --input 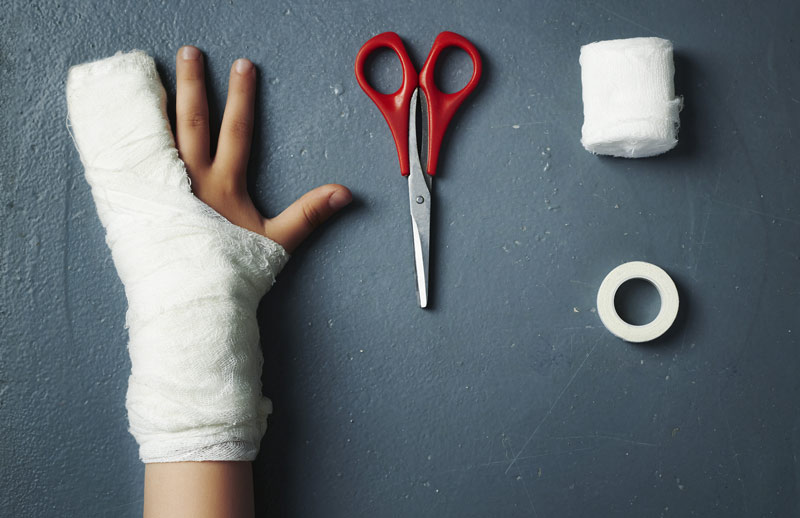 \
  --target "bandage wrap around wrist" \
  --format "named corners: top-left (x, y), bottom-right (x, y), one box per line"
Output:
top-left (66, 51), bottom-right (289, 463)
